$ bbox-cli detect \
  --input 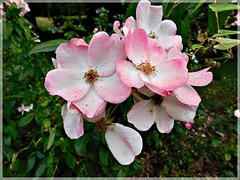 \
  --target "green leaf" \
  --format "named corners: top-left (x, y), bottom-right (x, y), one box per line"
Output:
top-left (192, 44), bottom-right (203, 50)
top-left (47, 128), bottom-right (56, 150)
top-left (28, 39), bottom-right (69, 55)
top-left (214, 37), bottom-right (240, 50)
top-left (99, 147), bottom-right (109, 166)
top-left (35, 151), bottom-right (45, 159)
top-left (17, 113), bottom-right (35, 128)
top-left (212, 139), bottom-right (222, 147)
top-left (190, 0), bottom-right (207, 15)
top-left (3, 21), bottom-right (13, 40)
top-left (117, 169), bottom-right (126, 177)
top-left (26, 156), bottom-right (36, 172)
top-left (225, 153), bottom-right (231, 161)
top-left (65, 151), bottom-right (76, 169)
top-left (35, 163), bottom-right (46, 177)
top-left (73, 133), bottom-right (91, 153)
top-left (209, 3), bottom-right (240, 12)
top-left (212, 30), bottom-right (240, 38)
